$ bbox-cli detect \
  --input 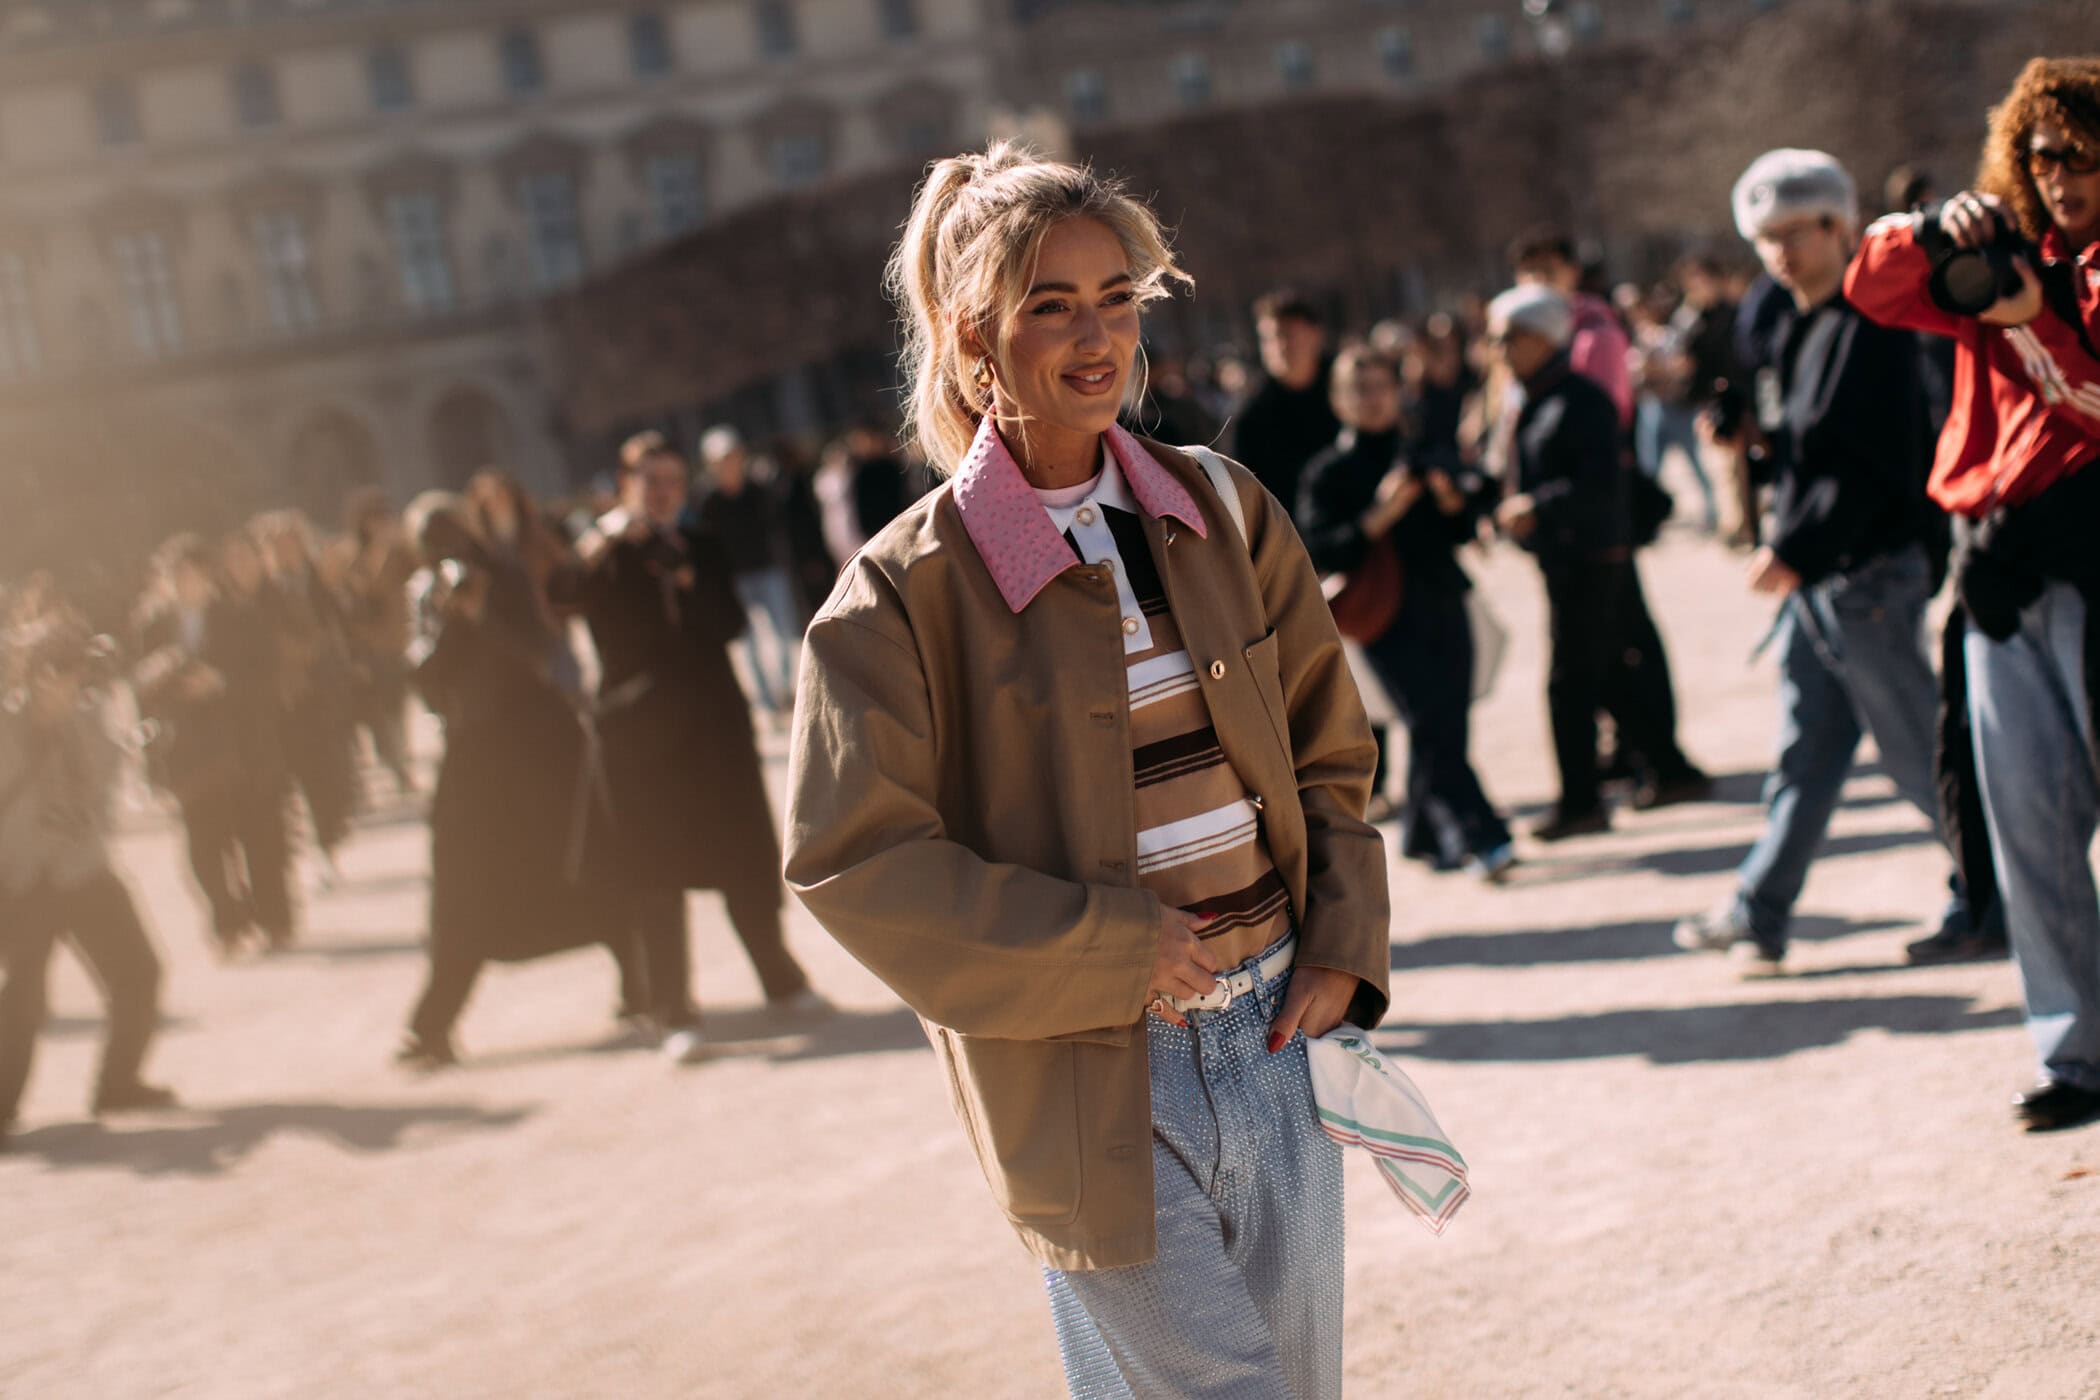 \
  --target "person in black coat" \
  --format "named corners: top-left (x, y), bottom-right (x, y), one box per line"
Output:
top-left (563, 435), bottom-right (823, 1065)
top-left (395, 492), bottom-right (633, 1070)
top-left (1229, 289), bottom-right (1340, 518)
top-left (1490, 286), bottom-right (1699, 841)
top-left (1297, 344), bottom-right (1515, 880)
top-left (133, 531), bottom-right (297, 953)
